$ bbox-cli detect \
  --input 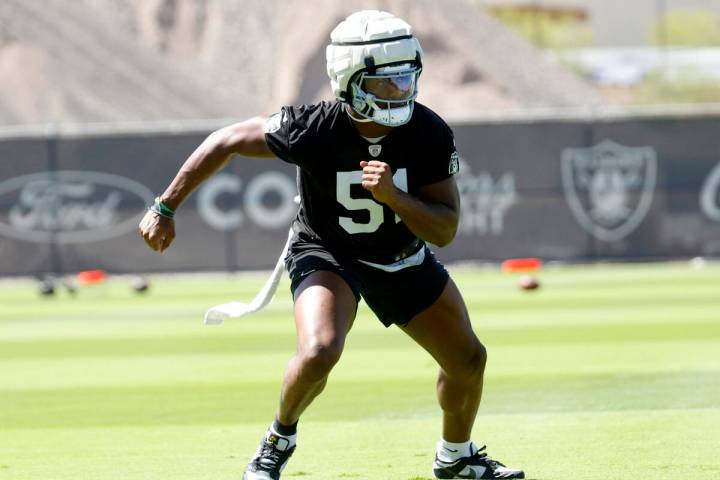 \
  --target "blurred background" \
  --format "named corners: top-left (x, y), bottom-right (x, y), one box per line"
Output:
top-left (1, 0), bottom-right (720, 277)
